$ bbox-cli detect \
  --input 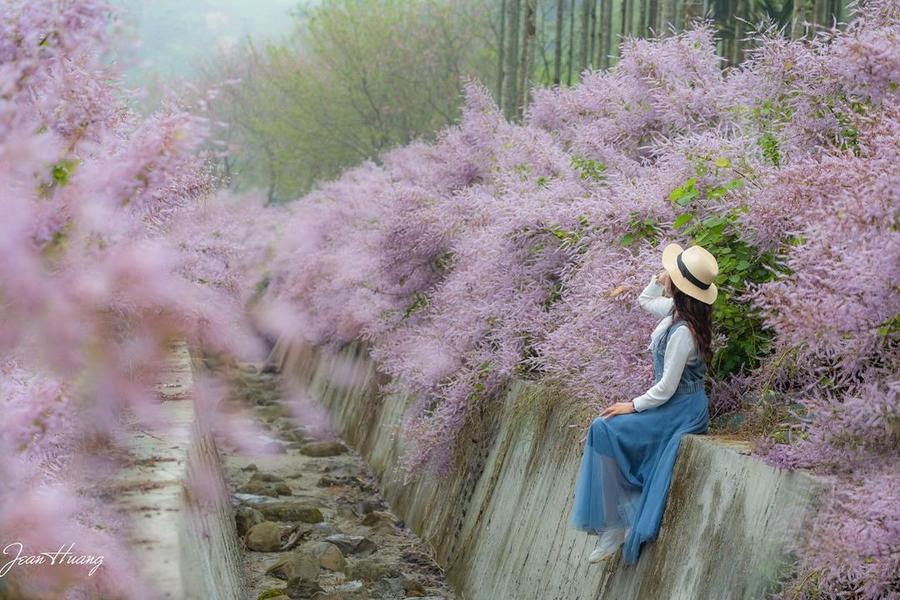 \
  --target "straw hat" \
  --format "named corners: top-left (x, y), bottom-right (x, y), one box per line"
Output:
top-left (662, 242), bottom-right (719, 305)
